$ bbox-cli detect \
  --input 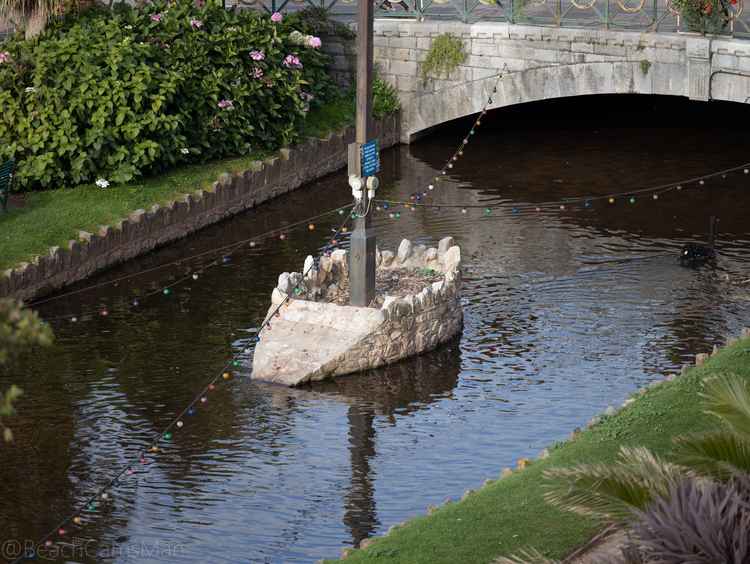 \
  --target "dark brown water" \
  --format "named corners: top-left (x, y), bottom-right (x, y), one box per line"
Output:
top-left (2, 95), bottom-right (750, 563)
